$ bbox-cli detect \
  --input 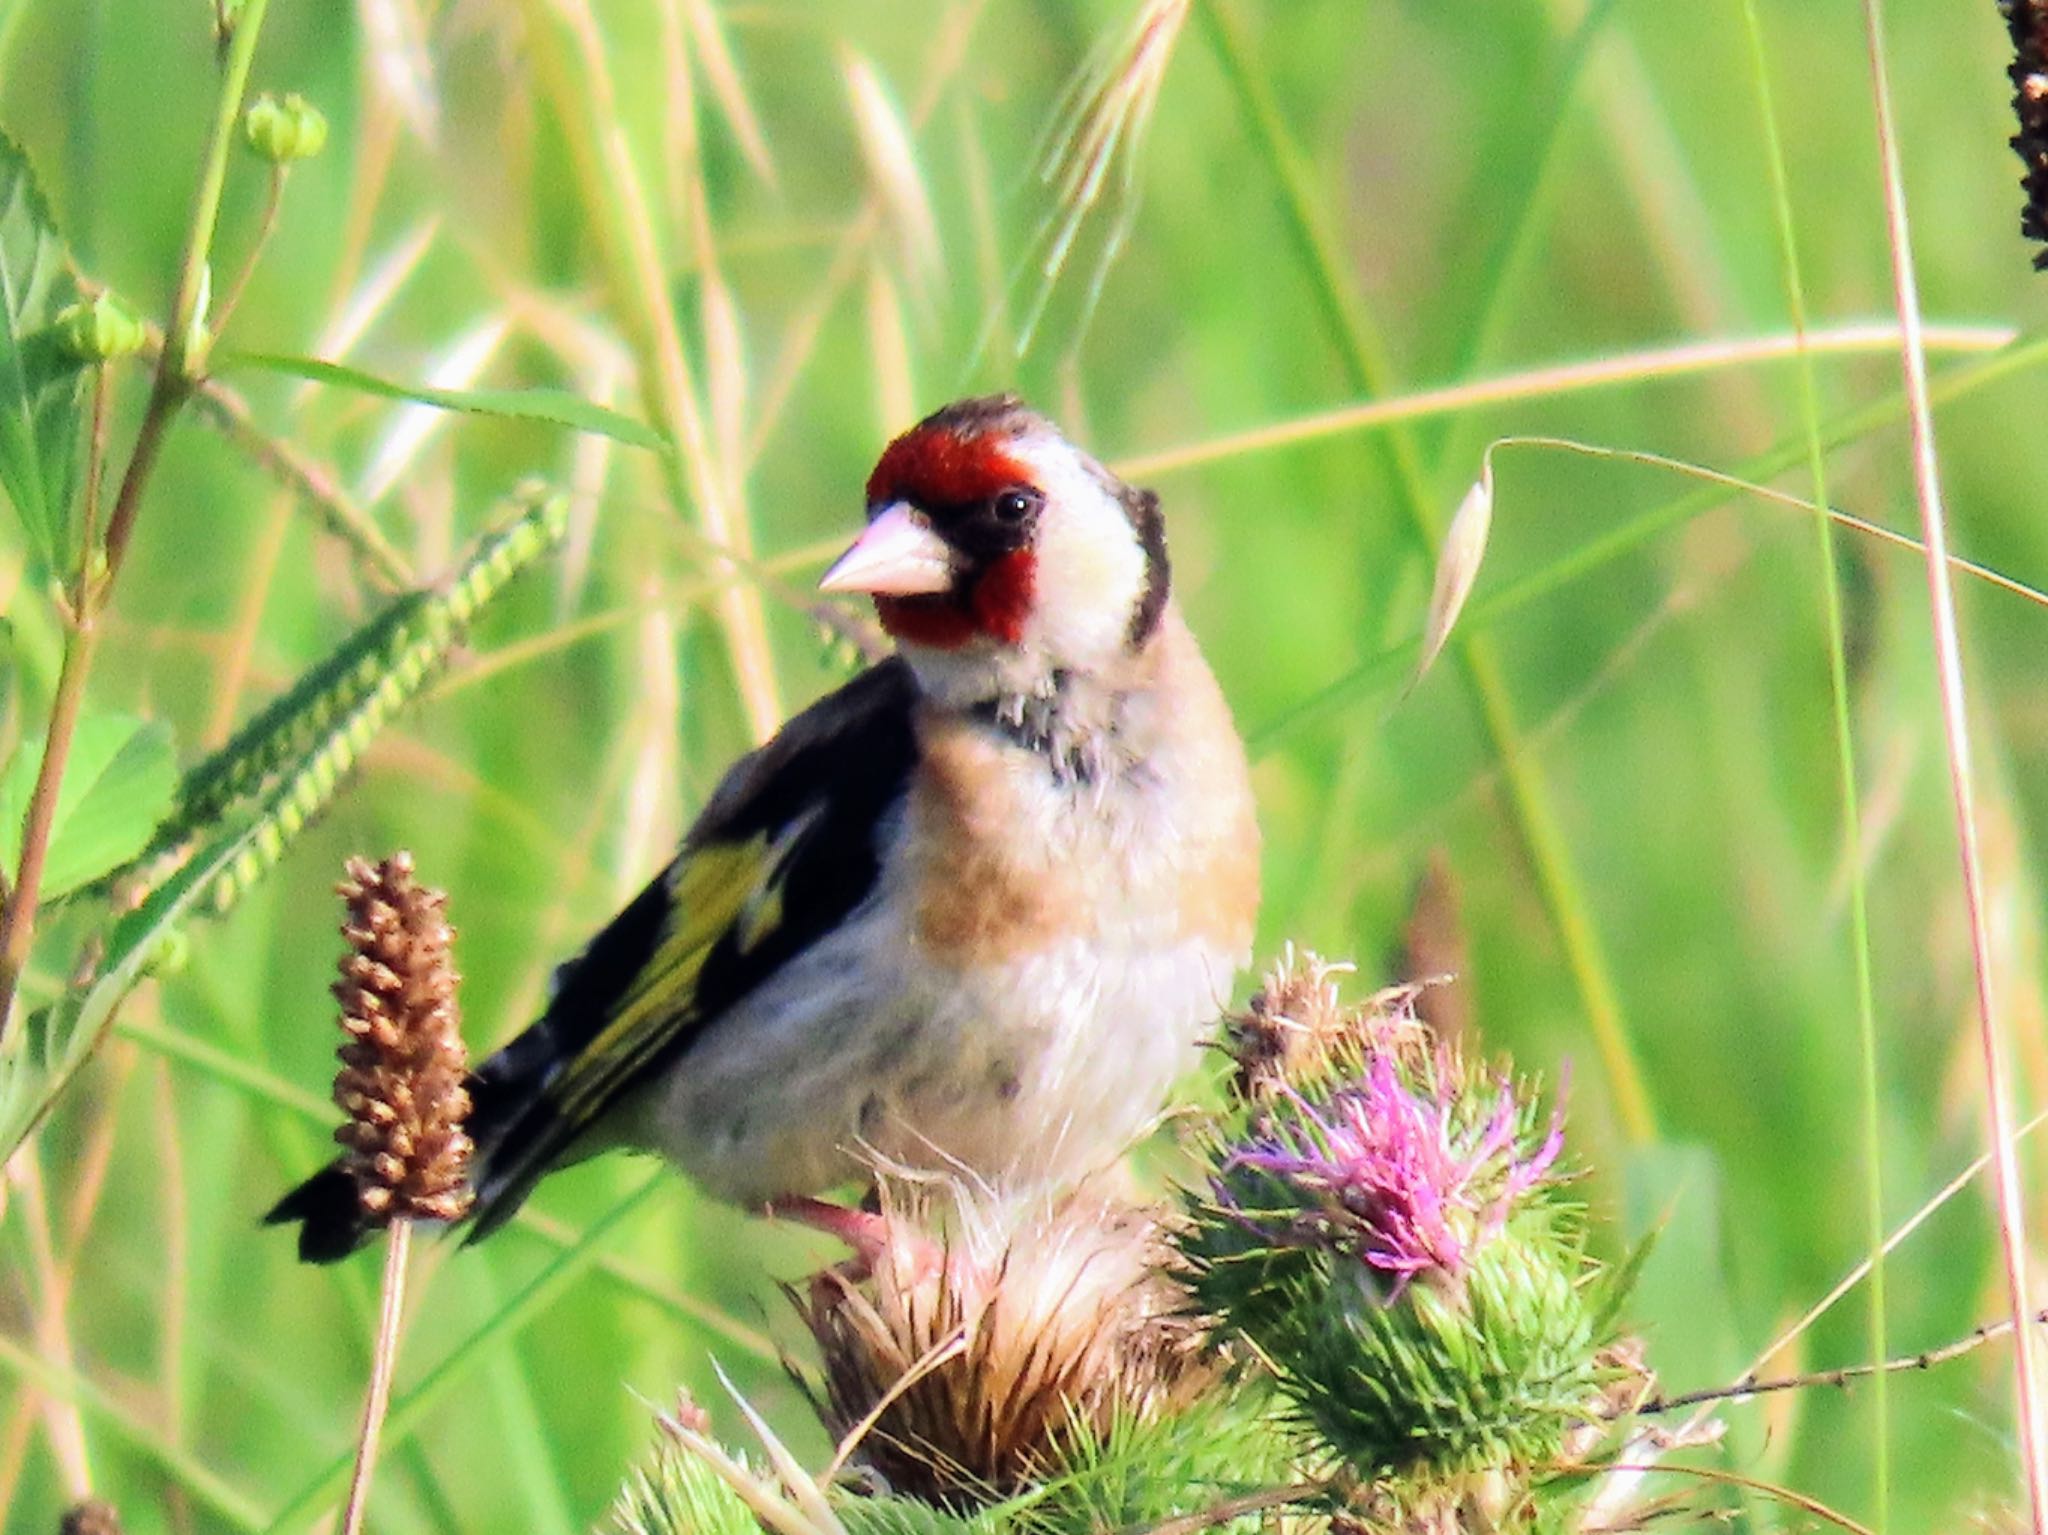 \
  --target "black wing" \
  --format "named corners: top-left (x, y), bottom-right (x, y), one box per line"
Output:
top-left (268, 659), bottom-right (921, 1261)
